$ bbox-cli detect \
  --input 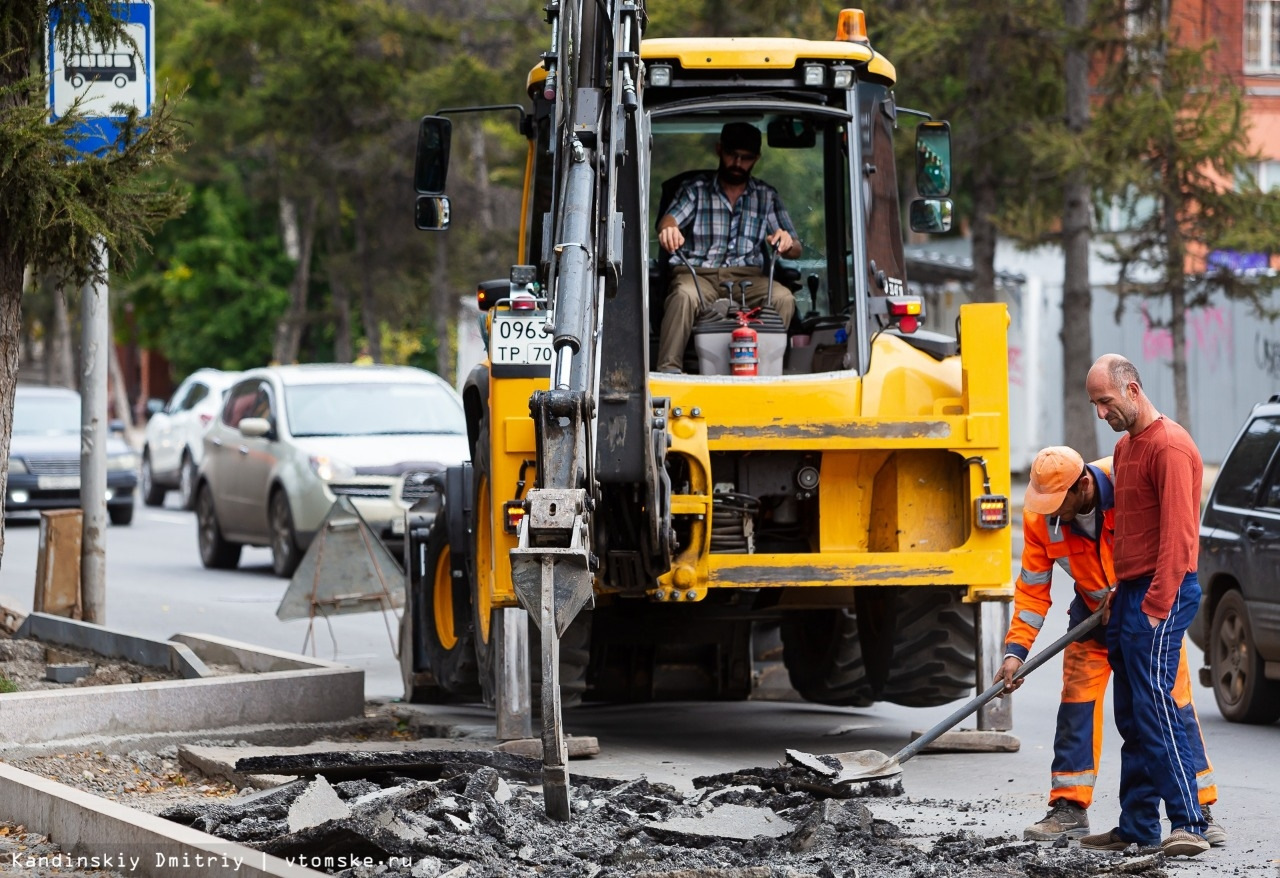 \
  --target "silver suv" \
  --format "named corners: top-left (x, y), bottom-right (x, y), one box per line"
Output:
top-left (195, 364), bottom-right (468, 577)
